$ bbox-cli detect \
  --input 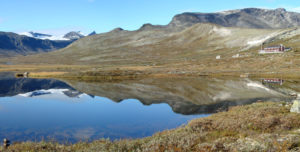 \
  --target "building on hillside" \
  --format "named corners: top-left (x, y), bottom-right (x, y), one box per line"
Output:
top-left (261, 78), bottom-right (284, 85)
top-left (259, 44), bottom-right (287, 54)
